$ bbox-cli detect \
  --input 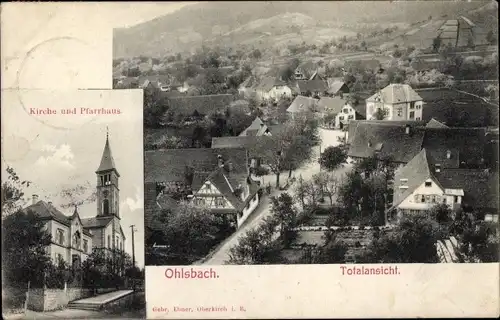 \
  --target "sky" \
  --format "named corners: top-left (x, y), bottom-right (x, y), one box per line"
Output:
top-left (1, 89), bottom-right (145, 268)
